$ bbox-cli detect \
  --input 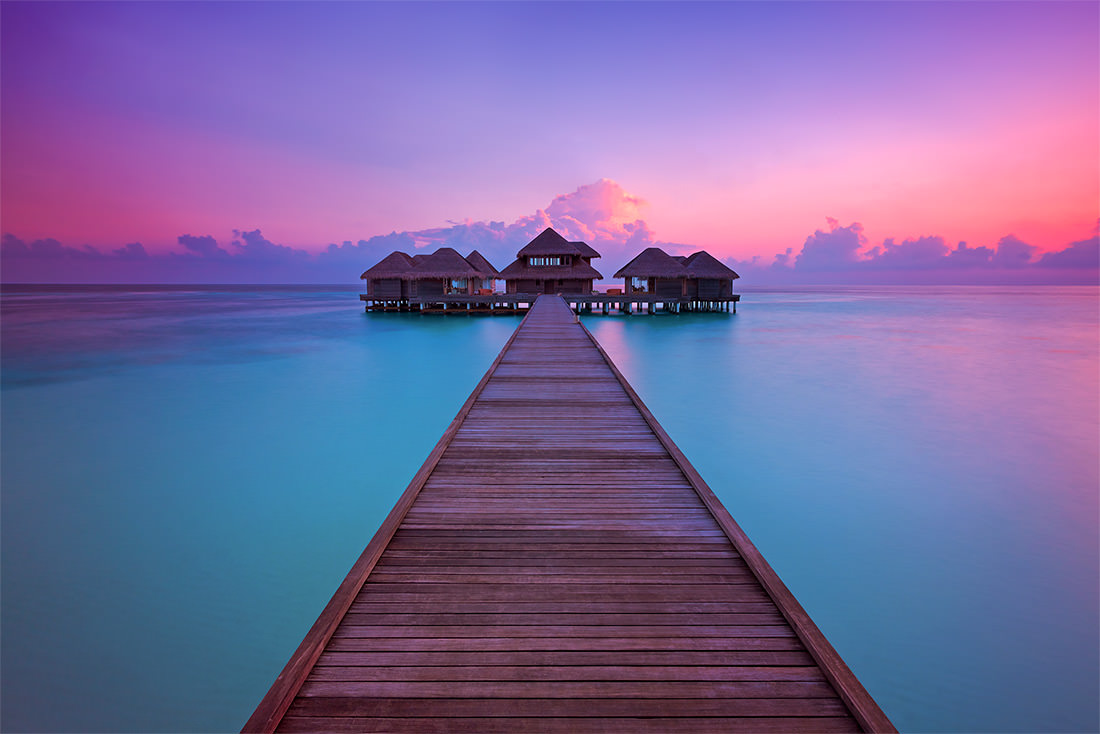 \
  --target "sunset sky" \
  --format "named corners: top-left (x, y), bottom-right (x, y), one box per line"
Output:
top-left (2, 1), bottom-right (1097, 283)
